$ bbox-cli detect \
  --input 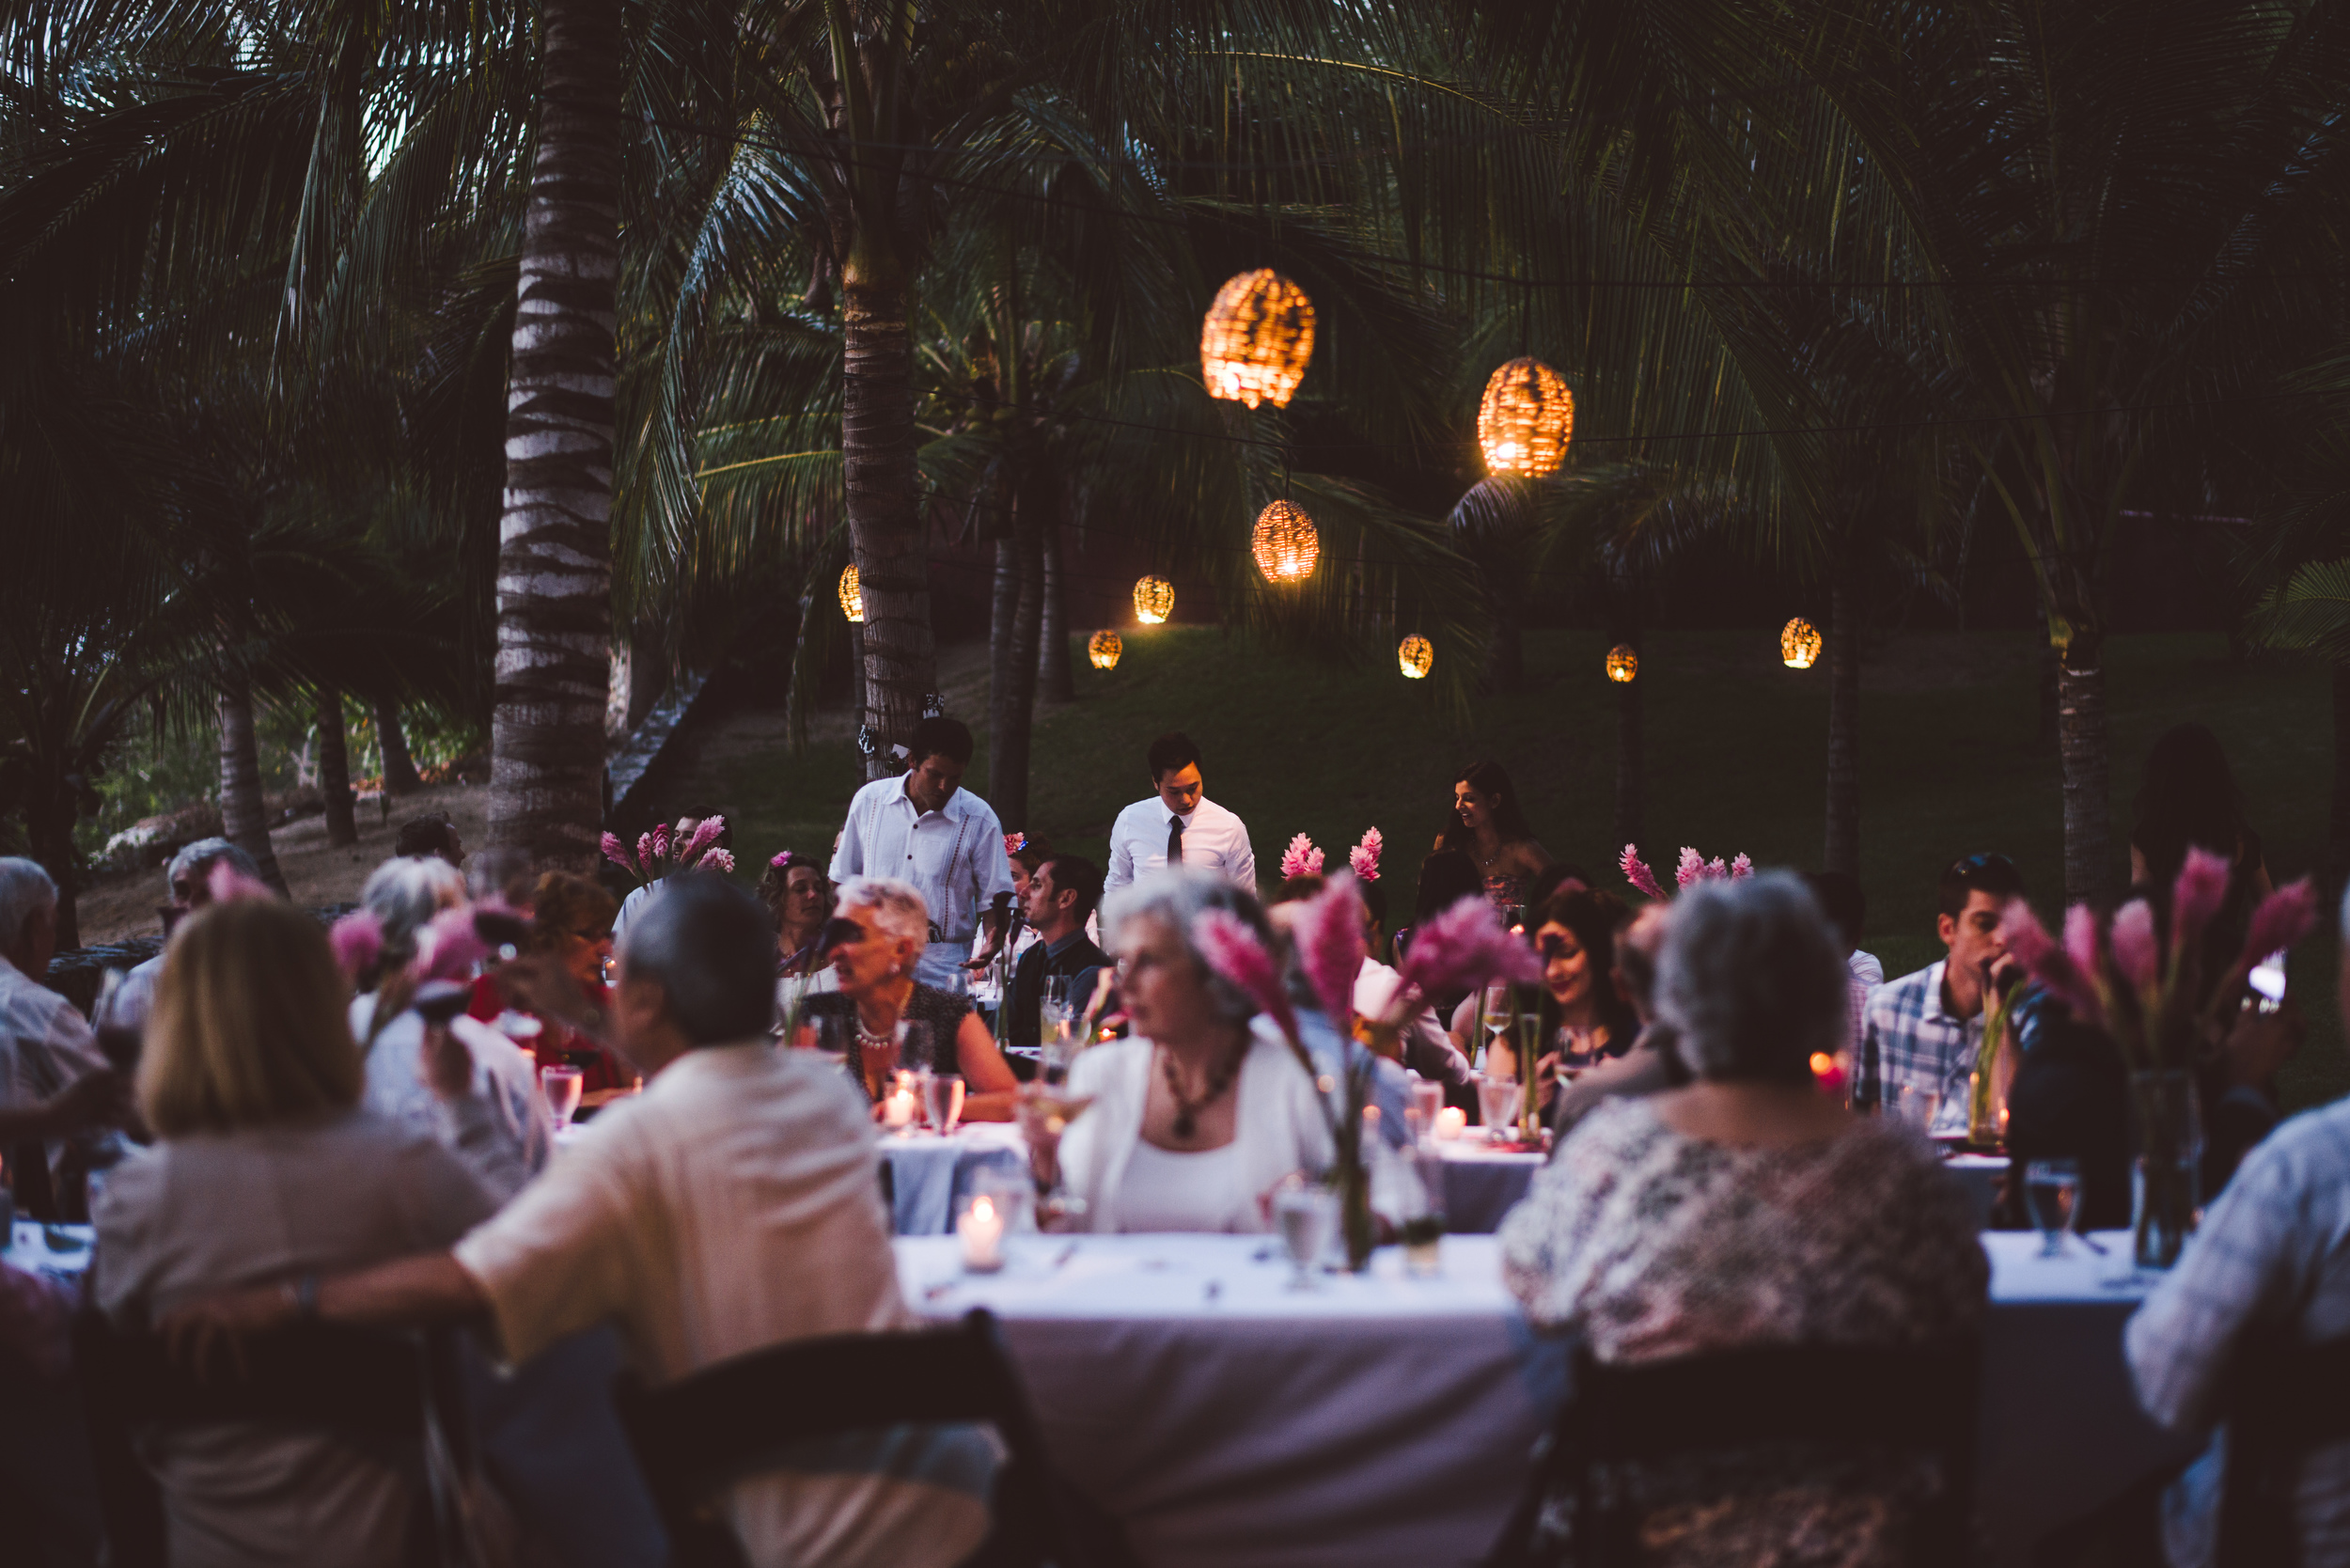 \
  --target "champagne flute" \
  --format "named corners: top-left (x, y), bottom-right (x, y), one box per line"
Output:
top-left (1480, 983), bottom-right (1513, 1068)
top-left (539, 1064), bottom-right (585, 1131)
